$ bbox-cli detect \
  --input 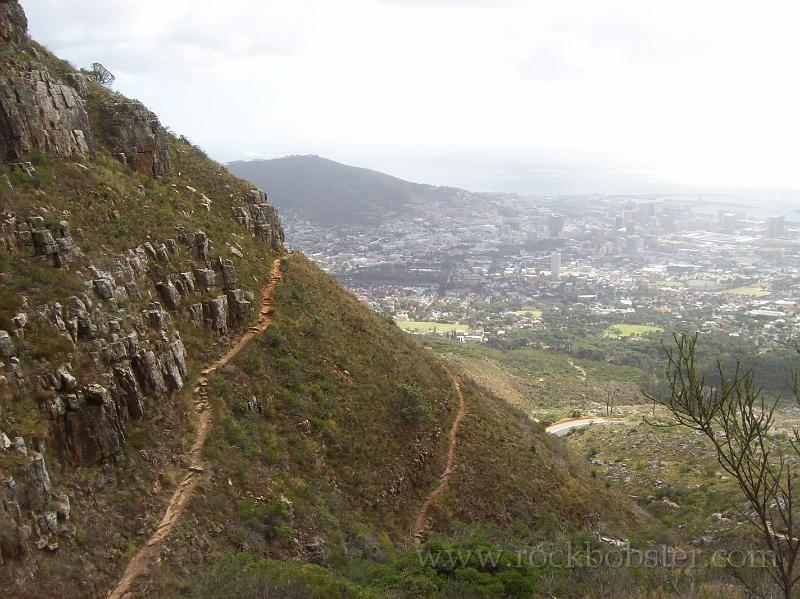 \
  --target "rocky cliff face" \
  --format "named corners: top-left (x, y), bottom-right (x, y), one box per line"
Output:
top-left (0, 0), bottom-right (26, 45)
top-left (0, 207), bottom-right (282, 565)
top-left (0, 0), bottom-right (285, 576)
top-left (0, 69), bottom-right (95, 161)
top-left (0, 1), bottom-right (171, 175)
top-left (99, 100), bottom-right (170, 176)
top-left (0, 3), bottom-right (94, 162)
